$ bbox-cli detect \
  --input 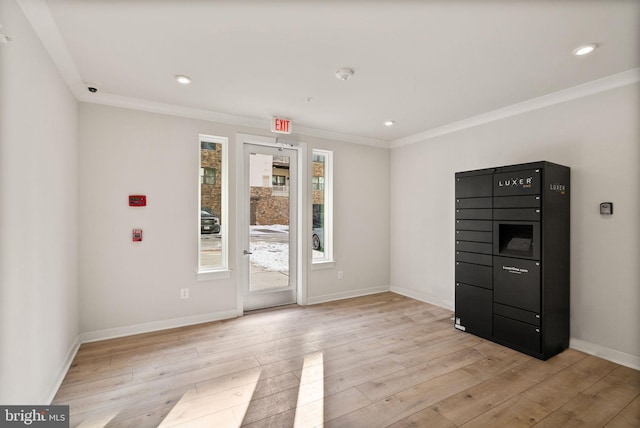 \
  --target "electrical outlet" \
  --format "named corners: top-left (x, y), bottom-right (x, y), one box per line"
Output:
top-left (180, 288), bottom-right (189, 299)
top-left (338, 270), bottom-right (344, 280)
